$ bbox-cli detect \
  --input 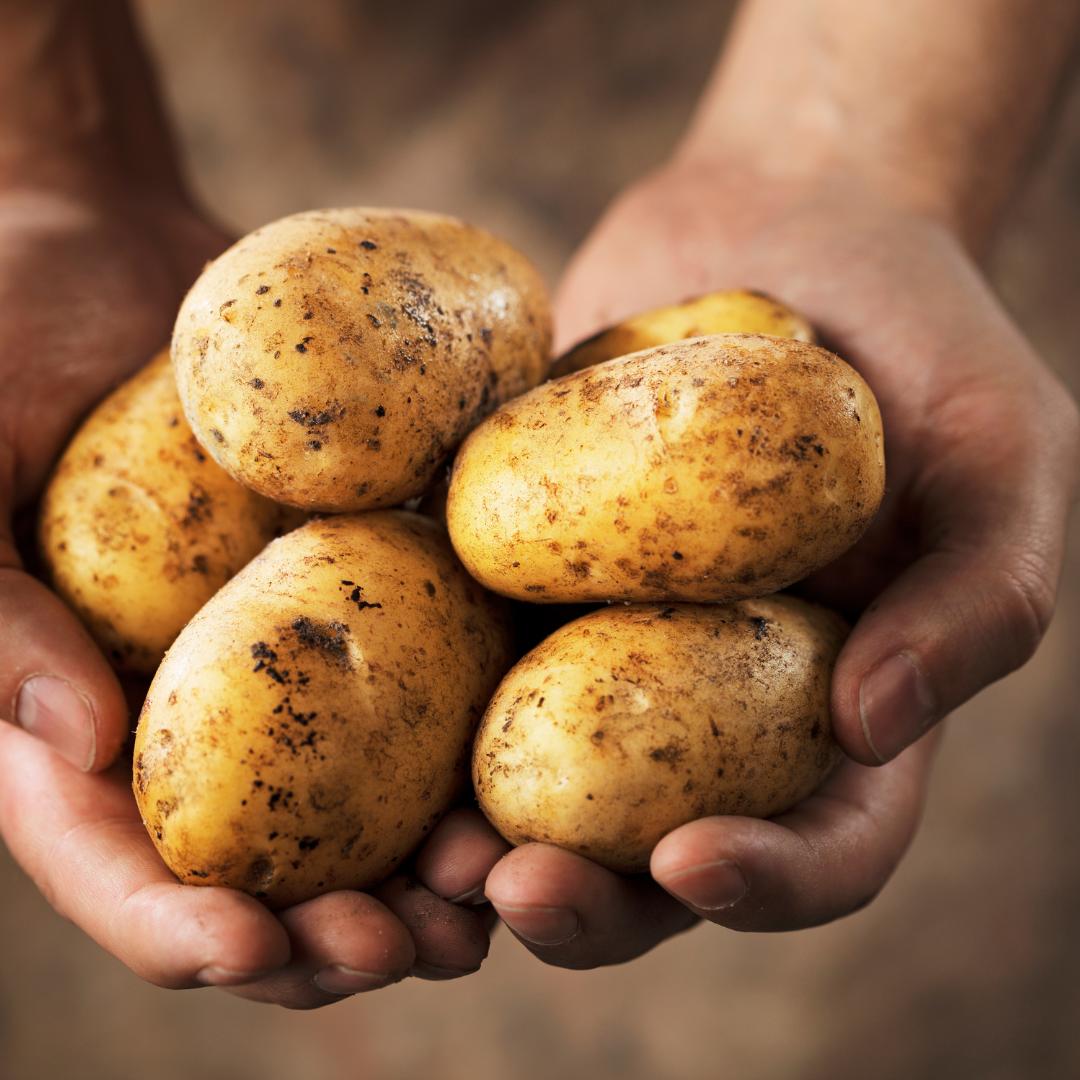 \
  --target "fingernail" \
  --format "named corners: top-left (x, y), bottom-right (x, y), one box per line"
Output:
top-left (16, 676), bottom-right (96, 770)
top-left (447, 884), bottom-right (487, 905)
top-left (196, 966), bottom-right (272, 987)
top-left (410, 960), bottom-right (481, 980)
top-left (313, 965), bottom-right (395, 995)
top-left (859, 652), bottom-right (937, 763)
top-left (666, 859), bottom-right (749, 911)
top-left (491, 902), bottom-right (579, 946)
